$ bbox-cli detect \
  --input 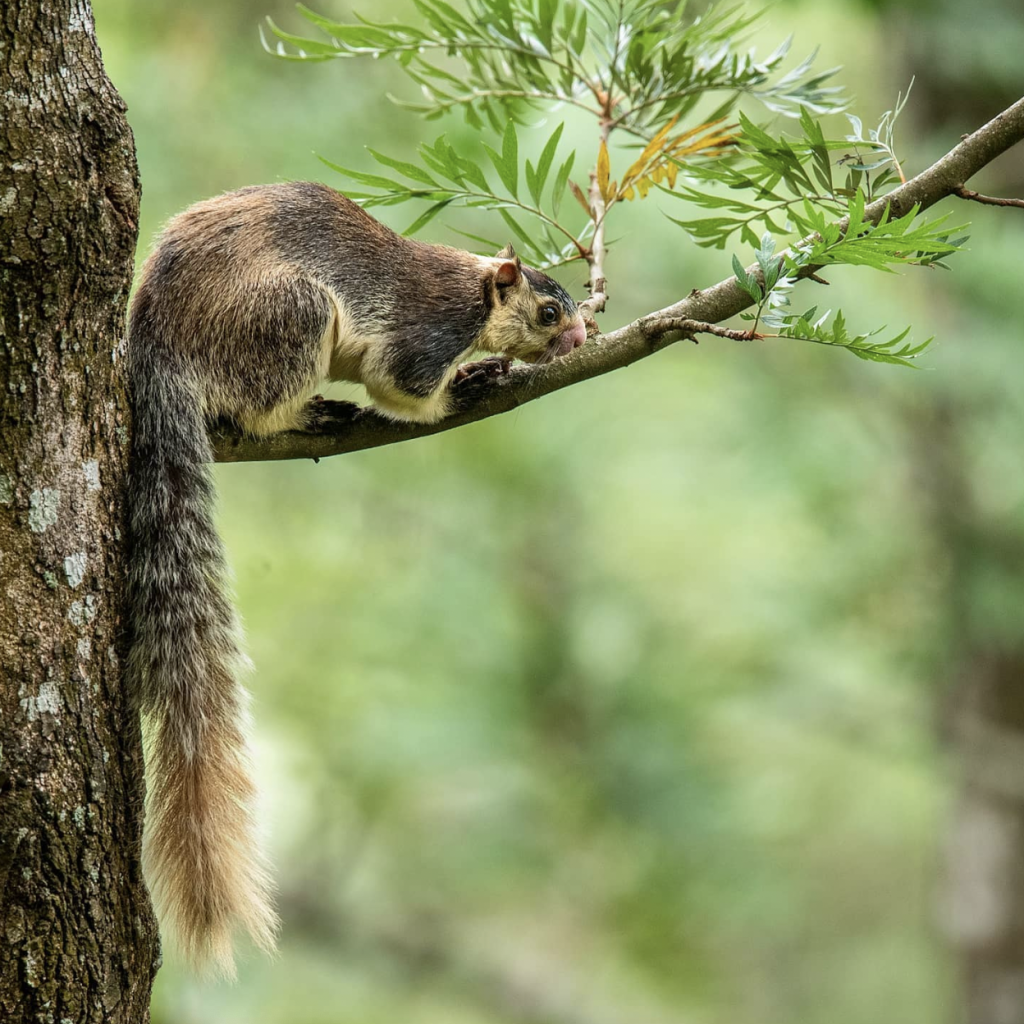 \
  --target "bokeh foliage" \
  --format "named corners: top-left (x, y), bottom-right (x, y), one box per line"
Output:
top-left (92, 0), bottom-right (1024, 1021)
